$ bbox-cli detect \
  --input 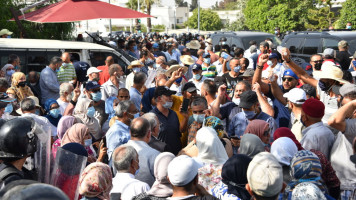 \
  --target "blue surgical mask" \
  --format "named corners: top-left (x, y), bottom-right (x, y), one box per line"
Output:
top-left (84, 138), bottom-right (92, 147)
top-left (222, 42), bottom-right (226, 45)
top-left (204, 58), bottom-right (211, 64)
top-left (234, 65), bottom-right (241, 73)
top-left (132, 67), bottom-right (140, 73)
top-left (243, 110), bottom-right (256, 120)
top-left (300, 116), bottom-right (306, 127)
top-left (7, 35), bottom-right (11, 38)
top-left (135, 167), bottom-right (140, 176)
top-left (193, 114), bottom-right (205, 123)
top-left (4, 104), bottom-right (13, 113)
top-left (274, 30), bottom-right (278, 34)
top-left (87, 106), bottom-right (95, 118)
top-left (133, 45), bottom-right (138, 51)
top-left (163, 101), bottom-right (173, 109)
top-left (347, 25), bottom-right (352, 29)
top-left (194, 74), bottom-right (201, 80)
top-left (6, 70), bottom-right (15, 76)
top-left (267, 60), bottom-right (273, 66)
top-left (175, 77), bottom-right (183, 84)
top-left (49, 108), bottom-right (60, 118)
top-left (91, 92), bottom-right (102, 102)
